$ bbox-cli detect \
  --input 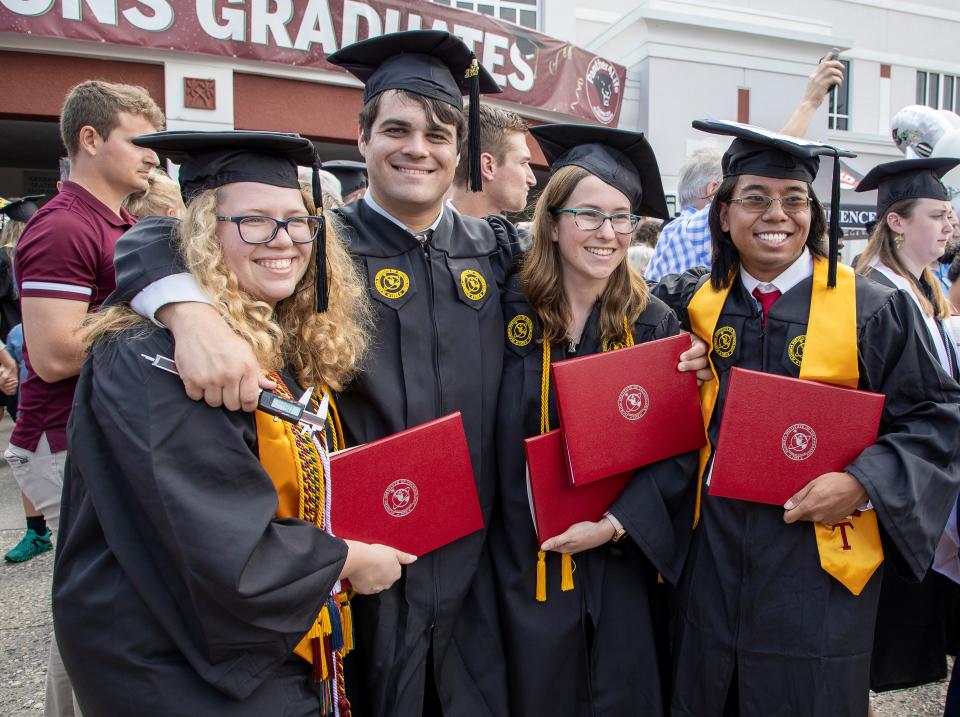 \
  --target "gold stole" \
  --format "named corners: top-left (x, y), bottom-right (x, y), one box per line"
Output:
top-left (535, 317), bottom-right (635, 602)
top-left (687, 259), bottom-right (883, 595)
top-left (254, 378), bottom-right (354, 678)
